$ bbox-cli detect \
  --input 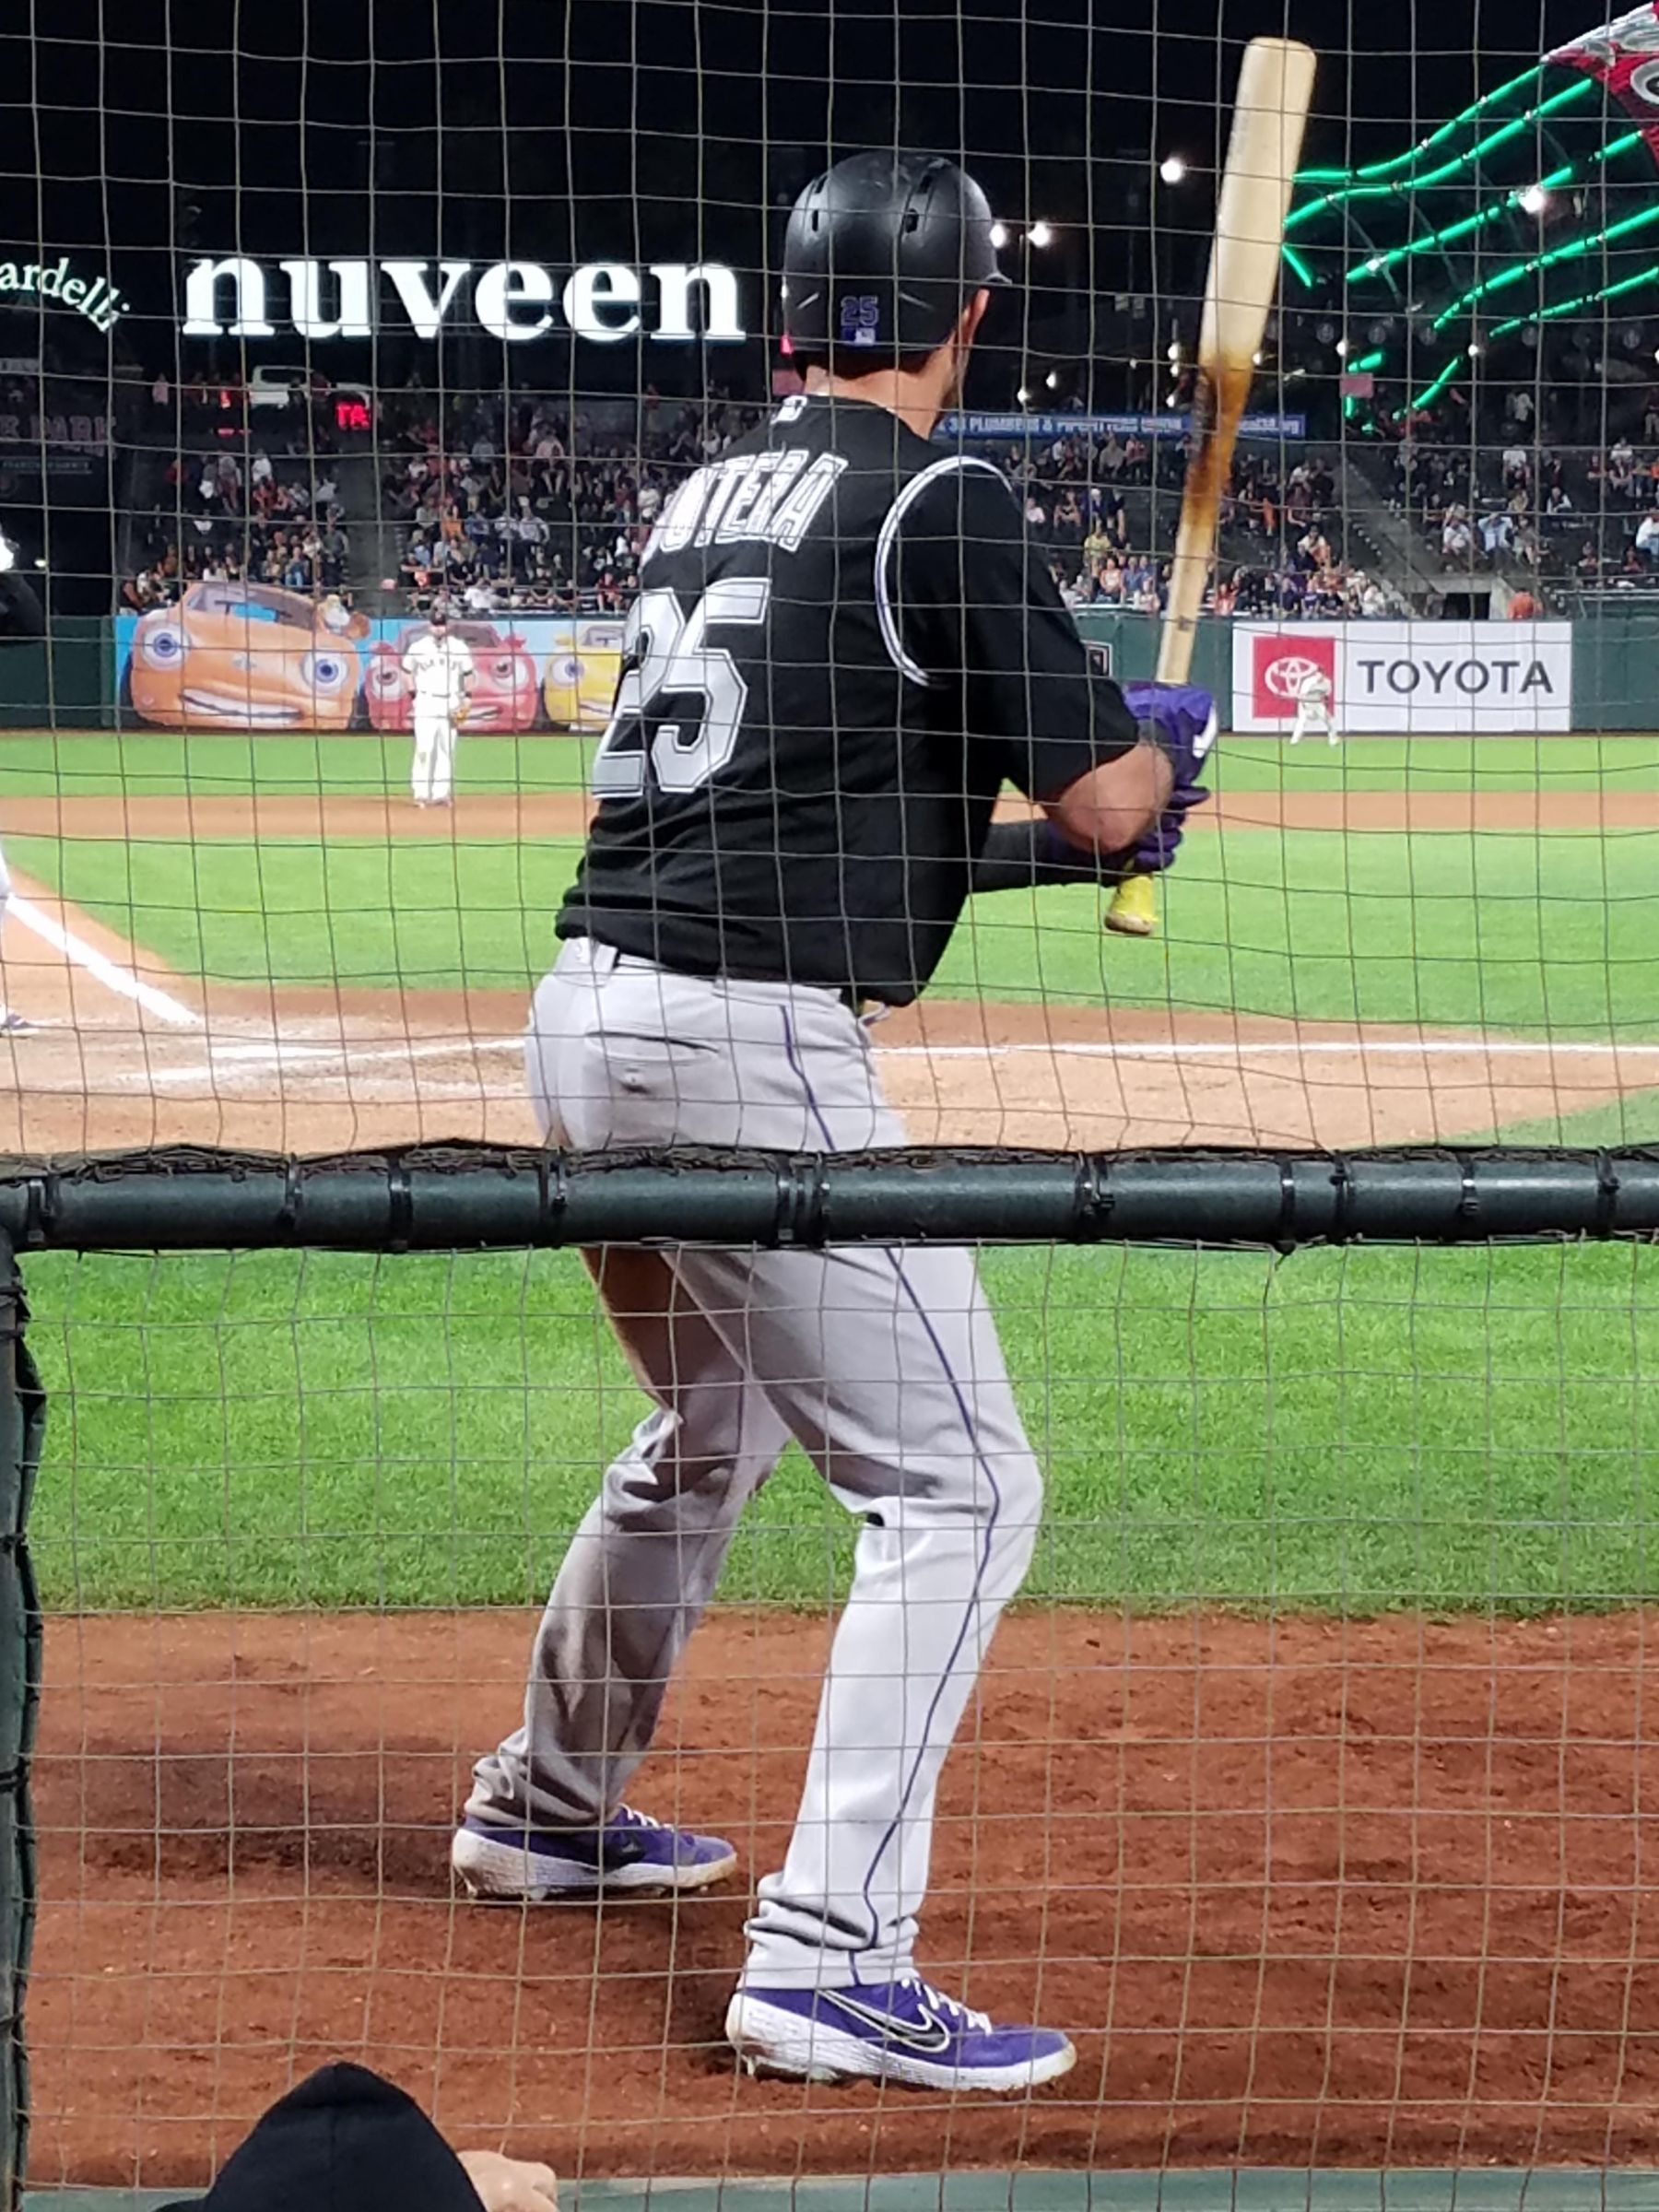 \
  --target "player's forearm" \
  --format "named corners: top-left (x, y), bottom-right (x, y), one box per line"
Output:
top-left (971, 818), bottom-right (1132, 895)
top-left (1041, 740), bottom-right (1172, 860)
